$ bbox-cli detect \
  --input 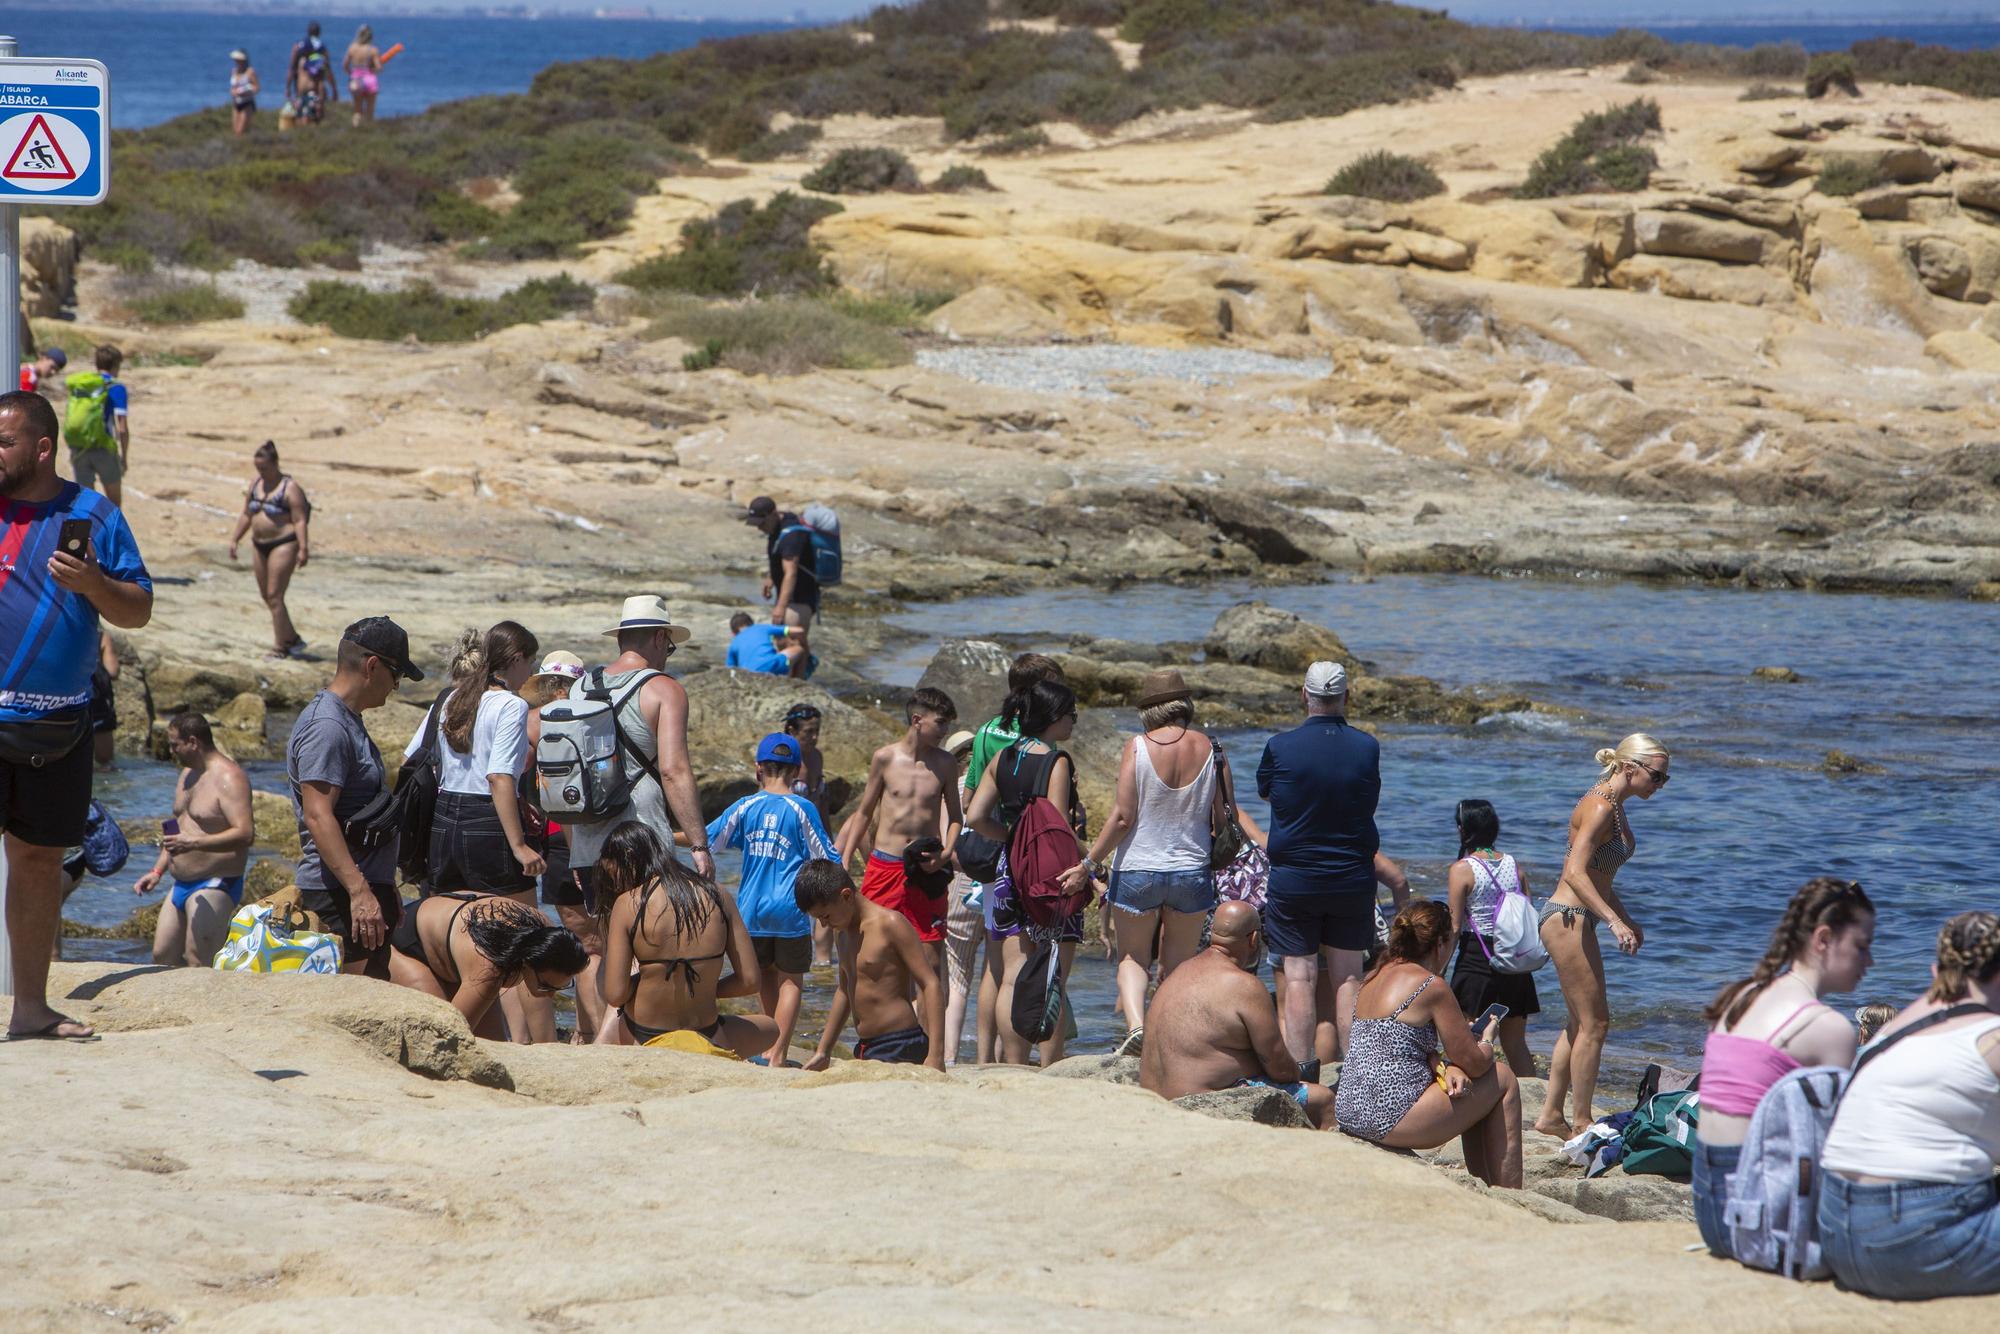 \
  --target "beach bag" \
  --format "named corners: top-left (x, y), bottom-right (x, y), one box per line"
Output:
top-left (1723, 1001), bottom-right (1994, 1280)
top-left (953, 827), bottom-right (1005, 884)
top-left (1215, 842), bottom-right (1270, 910)
top-left (1469, 857), bottom-right (1549, 974)
top-left (536, 669), bottom-right (660, 822)
top-left (213, 899), bottom-right (344, 974)
top-left (61, 371), bottom-right (118, 453)
top-left (1008, 796), bottom-right (1087, 930)
top-left (1010, 934), bottom-right (1065, 1044)
top-left (1207, 739), bottom-right (1246, 872)
top-left (1621, 1089), bottom-right (1700, 1178)
top-left (78, 799), bottom-right (130, 877)
top-left (391, 691), bottom-right (449, 884)
top-left (783, 504), bottom-right (843, 589)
